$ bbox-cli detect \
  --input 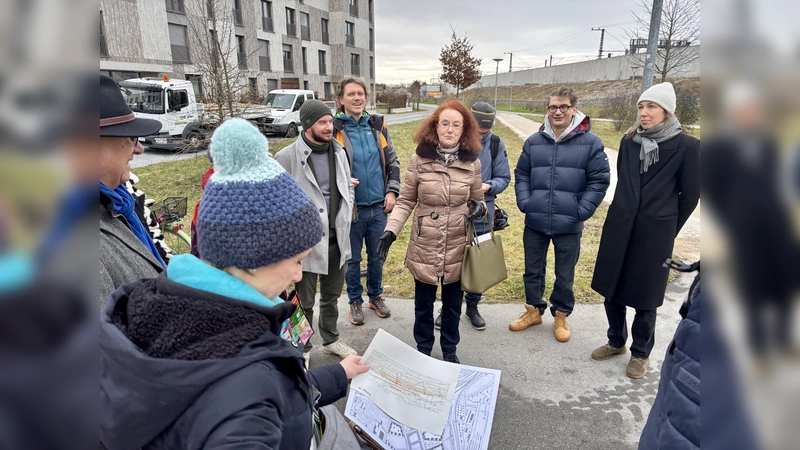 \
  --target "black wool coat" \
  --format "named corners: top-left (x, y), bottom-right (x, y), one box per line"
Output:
top-left (591, 132), bottom-right (700, 310)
